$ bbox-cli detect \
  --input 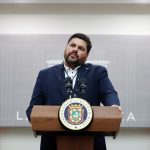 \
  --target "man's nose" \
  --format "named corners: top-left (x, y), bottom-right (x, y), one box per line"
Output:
top-left (72, 46), bottom-right (78, 52)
